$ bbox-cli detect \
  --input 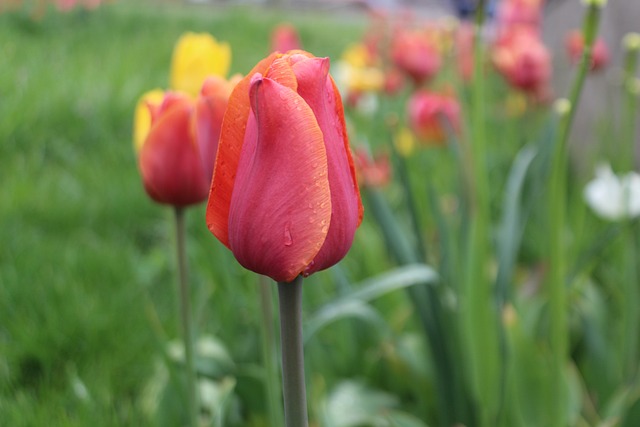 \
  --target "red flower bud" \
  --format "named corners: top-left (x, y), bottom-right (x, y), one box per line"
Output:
top-left (407, 90), bottom-right (461, 145)
top-left (138, 92), bottom-right (211, 207)
top-left (207, 51), bottom-right (364, 283)
top-left (391, 29), bottom-right (441, 86)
